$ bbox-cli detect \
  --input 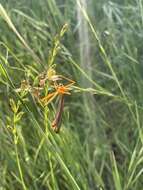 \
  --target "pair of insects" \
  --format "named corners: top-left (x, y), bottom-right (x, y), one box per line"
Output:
top-left (40, 69), bottom-right (75, 133)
